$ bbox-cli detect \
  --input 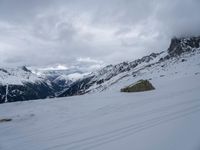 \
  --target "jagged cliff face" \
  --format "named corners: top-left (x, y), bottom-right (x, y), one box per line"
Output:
top-left (0, 36), bottom-right (200, 103)
top-left (168, 36), bottom-right (200, 56)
